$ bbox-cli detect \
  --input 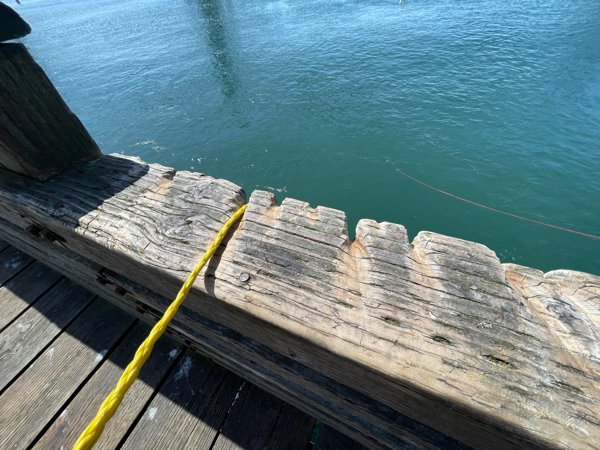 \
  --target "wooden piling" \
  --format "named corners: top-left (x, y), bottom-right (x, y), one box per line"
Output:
top-left (0, 44), bottom-right (101, 180)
